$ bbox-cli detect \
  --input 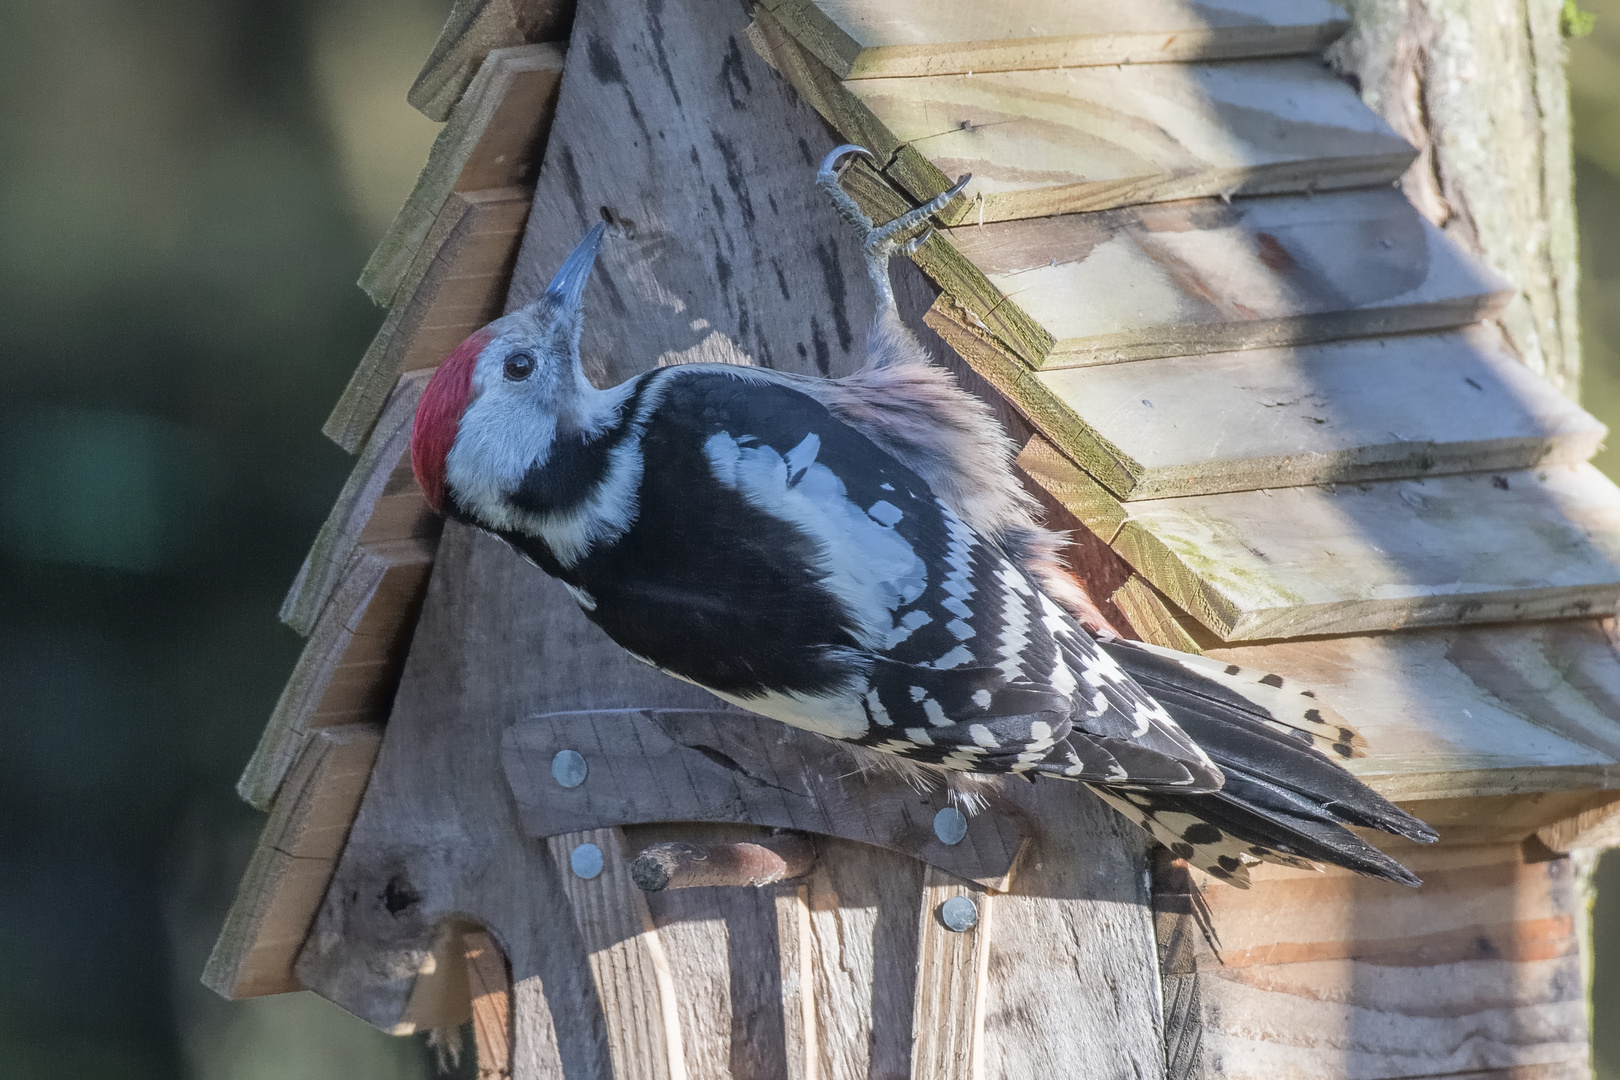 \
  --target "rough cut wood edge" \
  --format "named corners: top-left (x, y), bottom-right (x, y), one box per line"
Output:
top-left (910, 867), bottom-right (993, 1080)
top-left (465, 930), bottom-right (514, 1079)
top-left (1111, 576), bottom-right (1207, 655)
top-left (241, 538), bottom-right (435, 811)
top-left (204, 724), bottom-right (383, 999)
top-left (1538, 795), bottom-right (1620, 853)
top-left (409, 0), bottom-right (574, 121)
top-left (326, 187), bottom-right (532, 453)
top-left (546, 828), bottom-right (687, 1080)
top-left (760, 0), bottom-right (1350, 79)
top-left (284, 371), bottom-right (435, 635)
top-left (364, 43), bottom-right (565, 307)
top-left (757, 6), bottom-right (1412, 227)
